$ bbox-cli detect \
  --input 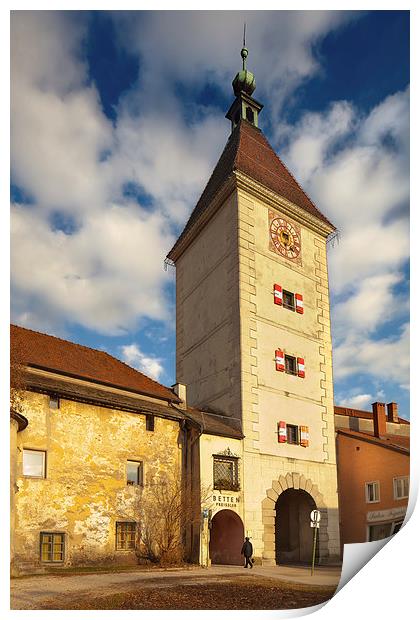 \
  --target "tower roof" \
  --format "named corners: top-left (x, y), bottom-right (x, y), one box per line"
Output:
top-left (167, 121), bottom-right (335, 260)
